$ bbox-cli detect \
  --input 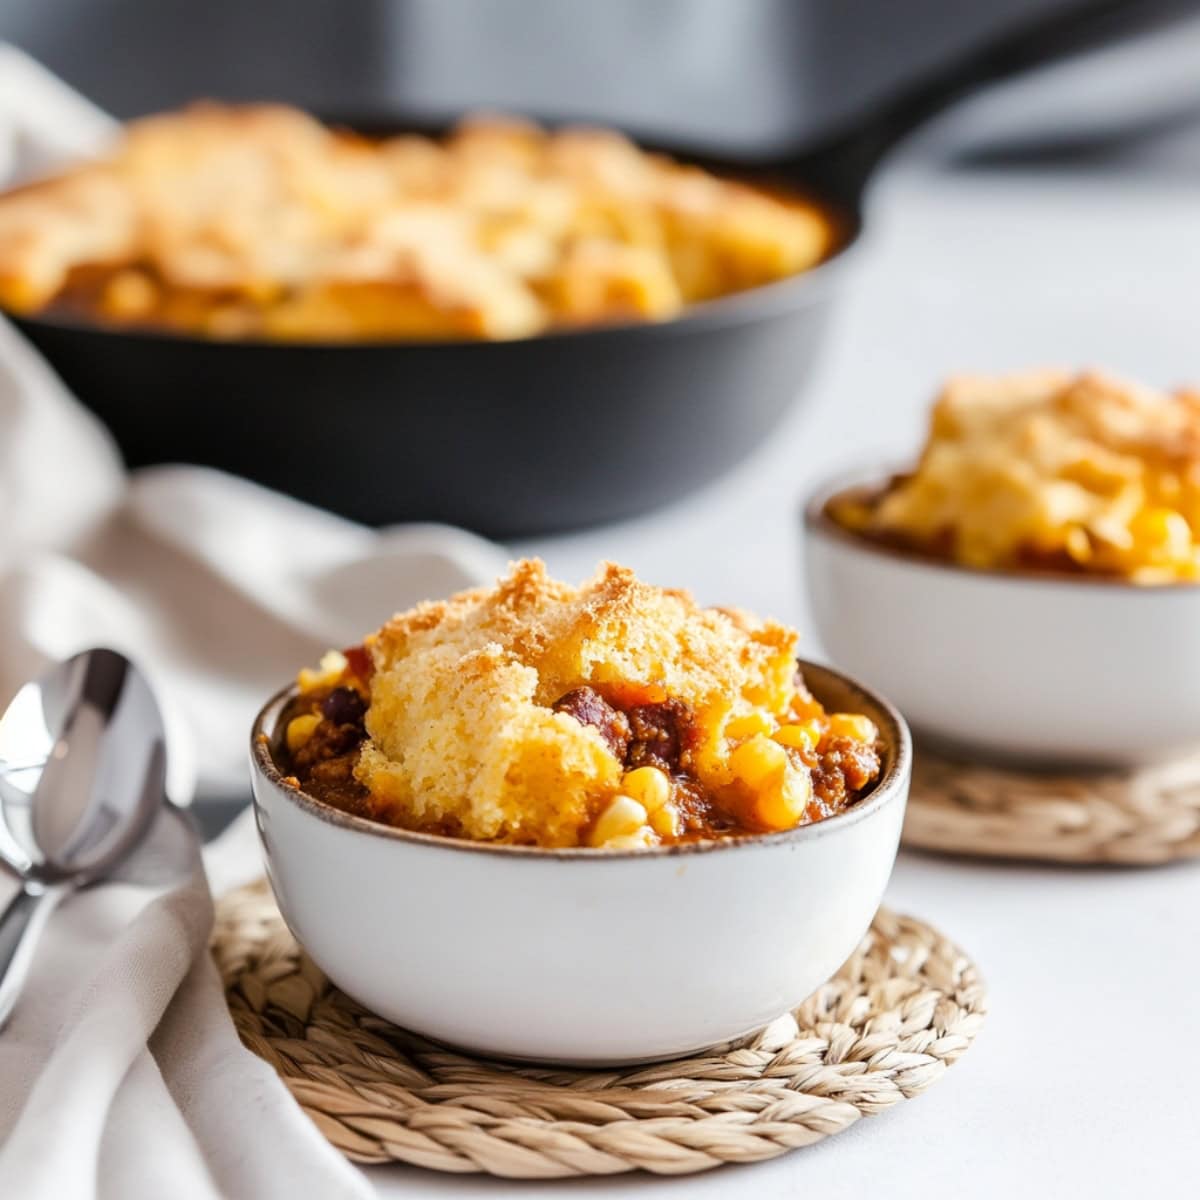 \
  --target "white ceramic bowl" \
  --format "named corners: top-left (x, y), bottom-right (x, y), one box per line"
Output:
top-left (805, 468), bottom-right (1200, 768)
top-left (249, 660), bottom-right (909, 1066)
